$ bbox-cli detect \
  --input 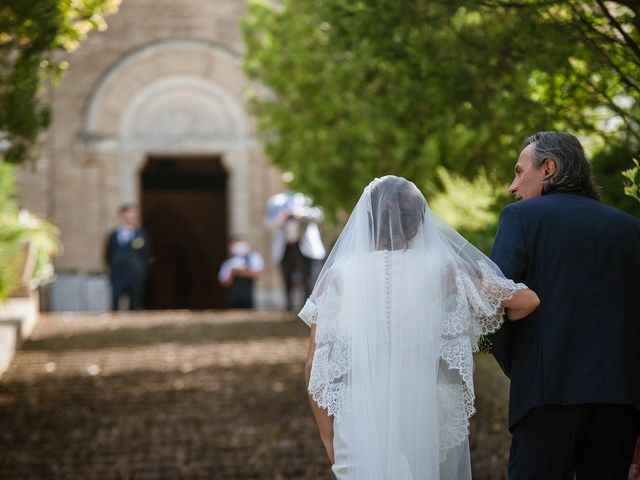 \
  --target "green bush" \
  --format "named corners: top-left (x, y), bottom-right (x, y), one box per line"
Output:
top-left (0, 0), bottom-right (120, 164)
top-left (428, 167), bottom-right (510, 255)
top-left (0, 163), bottom-right (60, 301)
top-left (622, 159), bottom-right (640, 205)
top-left (592, 144), bottom-right (640, 217)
